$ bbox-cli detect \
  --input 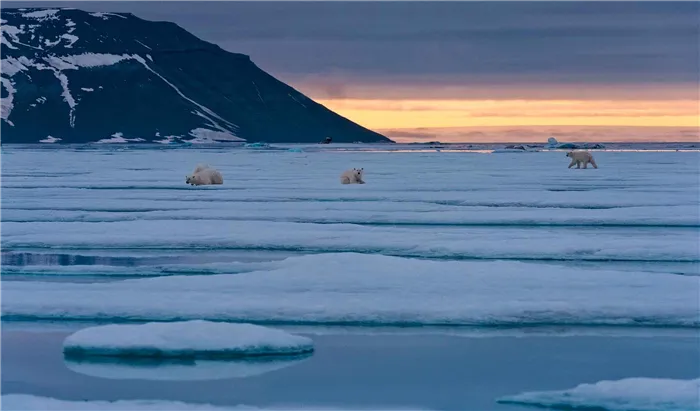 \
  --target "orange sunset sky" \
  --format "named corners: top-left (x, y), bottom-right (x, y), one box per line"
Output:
top-left (315, 94), bottom-right (699, 143)
top-left (288, 74), bottom-right (699, 142)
